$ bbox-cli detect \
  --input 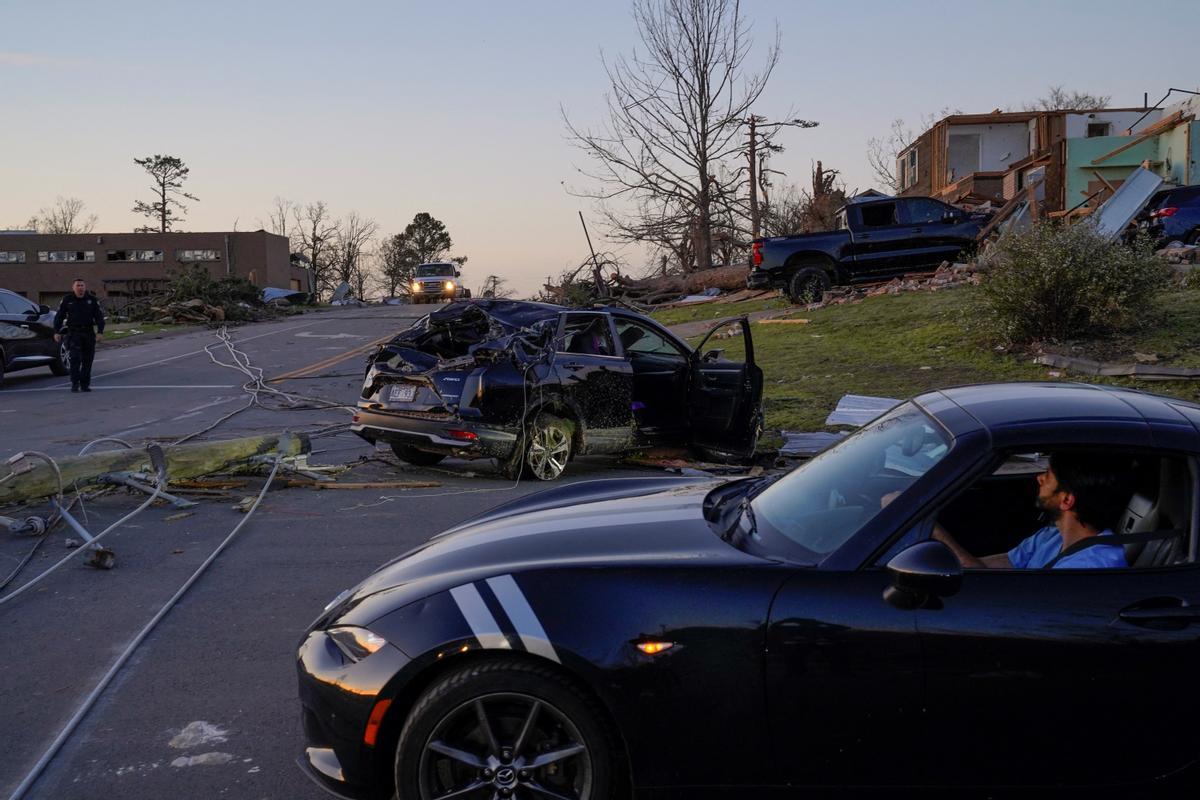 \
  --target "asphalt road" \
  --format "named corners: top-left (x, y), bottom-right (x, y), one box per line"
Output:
top-left (0, 306), bottom-right (660, 799)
